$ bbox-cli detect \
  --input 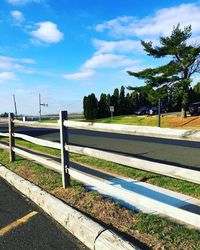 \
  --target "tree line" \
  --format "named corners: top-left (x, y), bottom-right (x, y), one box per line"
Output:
top-left (83, 83), bottom-right (200, 120)
top-left (83, 86), bottom-right (134, 120)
